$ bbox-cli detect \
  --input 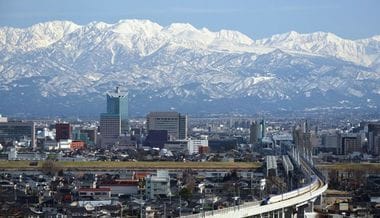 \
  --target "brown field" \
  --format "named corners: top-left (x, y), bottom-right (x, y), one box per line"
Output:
top-left (0, 160), bottom-right (261, 170)
top-left (316, 162), bottom-right (380, 171)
